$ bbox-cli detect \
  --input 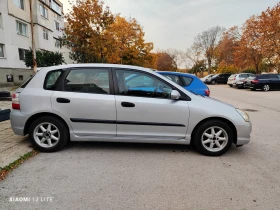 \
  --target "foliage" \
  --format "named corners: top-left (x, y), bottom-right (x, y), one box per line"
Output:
top-left (155, 51), bottom-right (177, 71)
top-left (217, 62), bottom-right (238, 74)
top-left (188, 60), bottom-right (206, 75)
top-left (24, 49), bottom-right (65, 68)
top-left (65, 0), bottom-right (153, 66)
